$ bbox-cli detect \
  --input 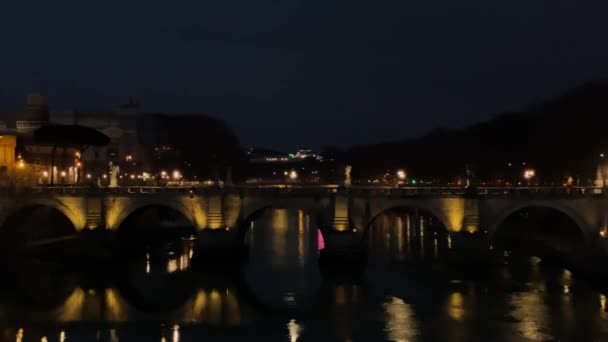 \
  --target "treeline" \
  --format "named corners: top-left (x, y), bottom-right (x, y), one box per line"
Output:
top-left (328, 80), bottom-right (608, 183)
